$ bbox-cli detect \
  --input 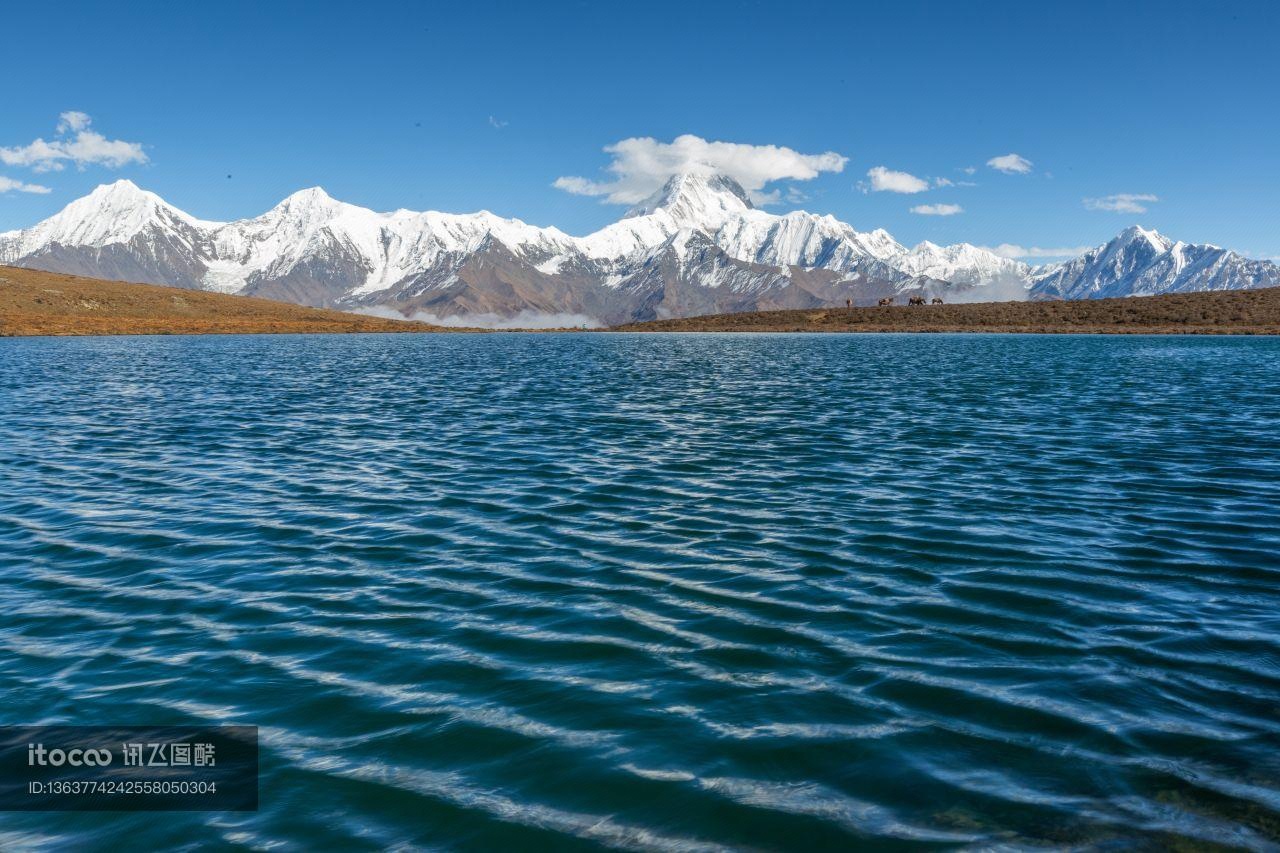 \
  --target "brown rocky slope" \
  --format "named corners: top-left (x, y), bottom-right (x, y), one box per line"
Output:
top-left (0, 266), bottom-right (447, 336)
